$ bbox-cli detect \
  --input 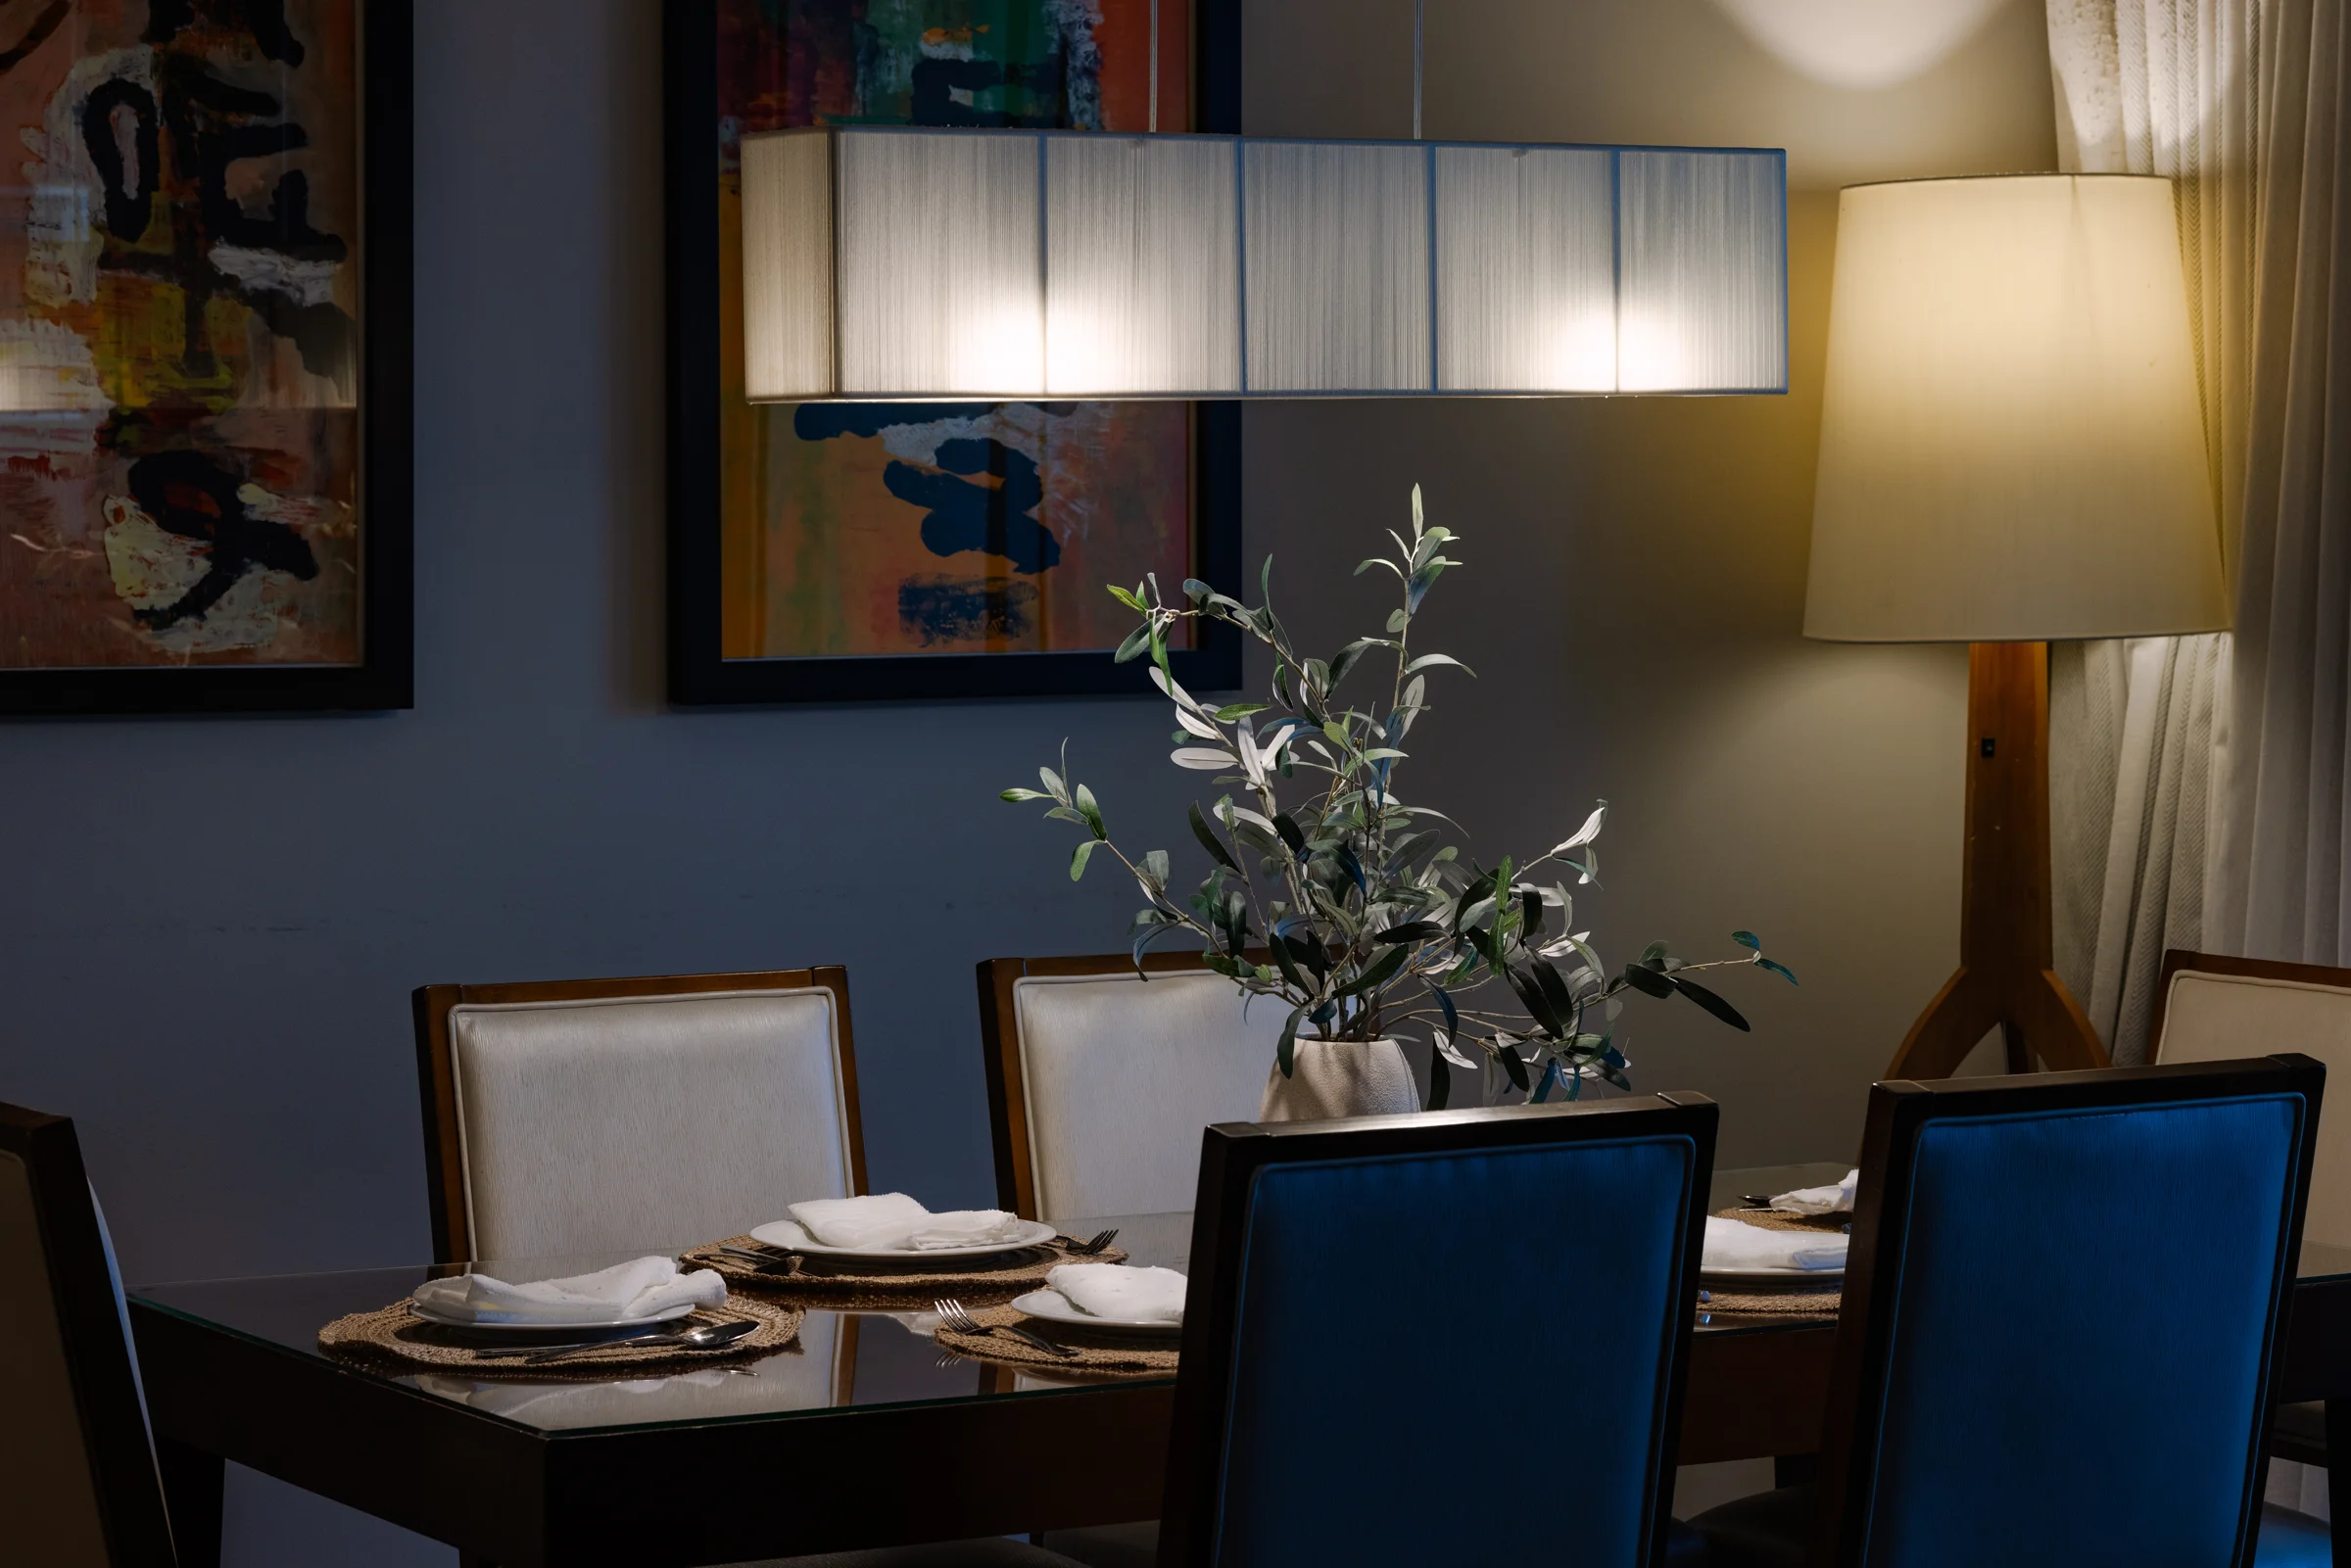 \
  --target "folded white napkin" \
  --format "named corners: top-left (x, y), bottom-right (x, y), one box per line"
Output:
top-left (1047, 1263), bottom-right (1188, 1324)
top-left (1771, 1168), bottom-right (1859, 1215)
top-left (783, 1193), bottom-right (929, 1249)
top-left (1703, 1216), bottom-right (1847, 1273)
top-left (904, 1211), bottom-right (1028, 1250)
top-left (412, 1257), bottom-right (726, 1325)
top-left (773, 1193), bottom-right (1027, 1252)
